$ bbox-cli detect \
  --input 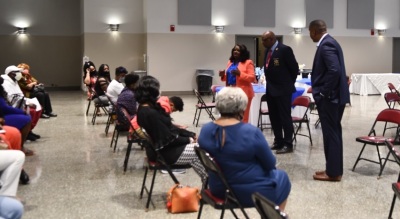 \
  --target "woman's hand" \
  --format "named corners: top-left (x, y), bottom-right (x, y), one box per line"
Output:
top-left (218, 70), bottom-right (225, 77)
top-left (27, 82), bottom-right (37, 89)
top-left (231, 69), bottom-right (241, 76)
